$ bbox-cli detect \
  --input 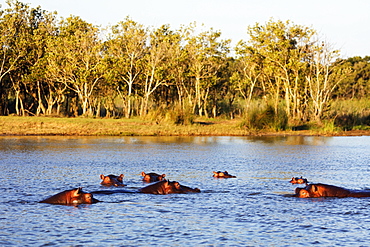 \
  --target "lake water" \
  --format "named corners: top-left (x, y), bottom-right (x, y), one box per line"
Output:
top-left (1, 135), bottom-right (370, 246)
